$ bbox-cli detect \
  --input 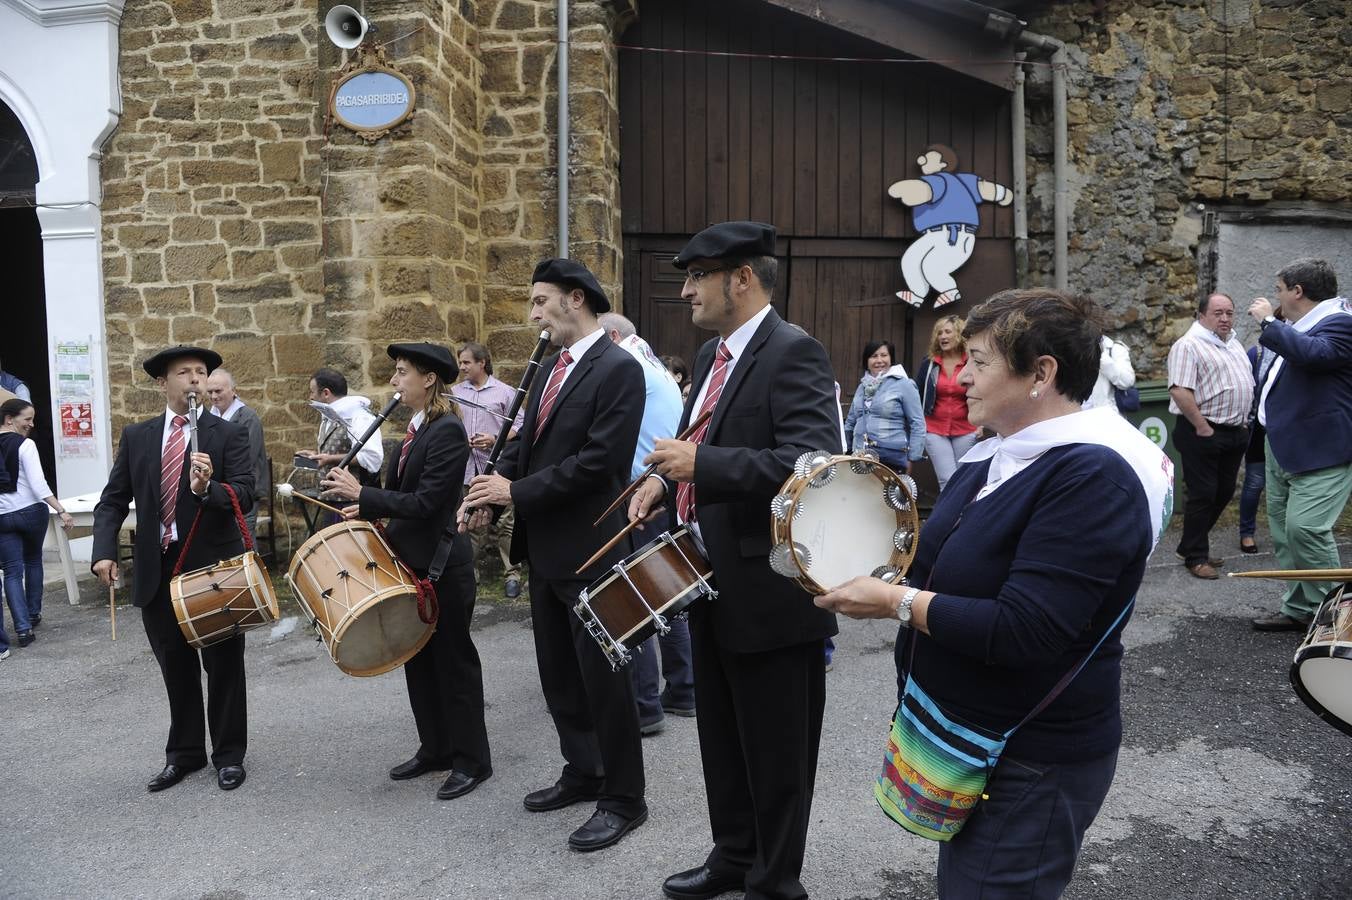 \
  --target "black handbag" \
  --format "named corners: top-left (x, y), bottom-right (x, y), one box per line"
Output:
top-left (1114, 386), bottom-right (1141, 413)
